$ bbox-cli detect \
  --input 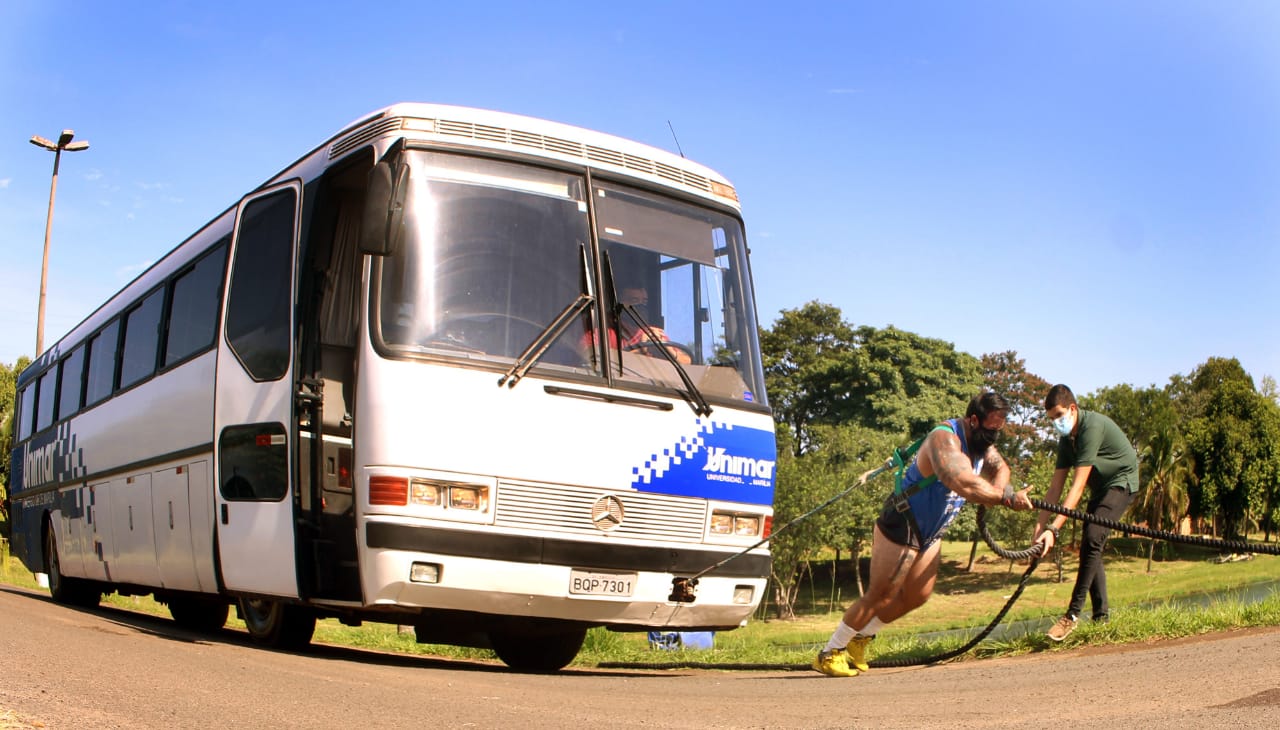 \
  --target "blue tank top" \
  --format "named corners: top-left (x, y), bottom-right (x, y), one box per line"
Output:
top-left (898, 418), bottom-right (985, 546)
